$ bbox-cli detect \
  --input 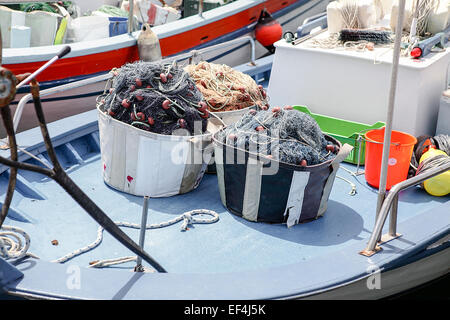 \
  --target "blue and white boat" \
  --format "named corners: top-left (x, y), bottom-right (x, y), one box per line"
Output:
top-left (0, 6), bottom-right (449, 300)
